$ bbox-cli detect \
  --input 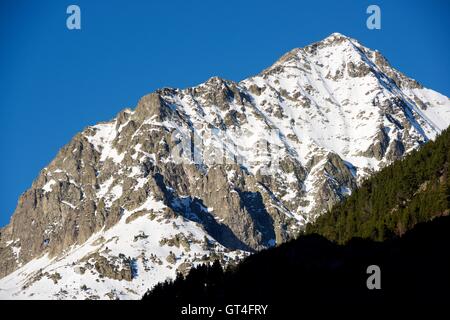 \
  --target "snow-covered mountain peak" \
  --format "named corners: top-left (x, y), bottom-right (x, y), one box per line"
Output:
top-left (327, 31), bottom-right (348, 38)
top-left (317, 31), bottom-right (356, 45)
top-left (0, 34), bottom-right (449, 300)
